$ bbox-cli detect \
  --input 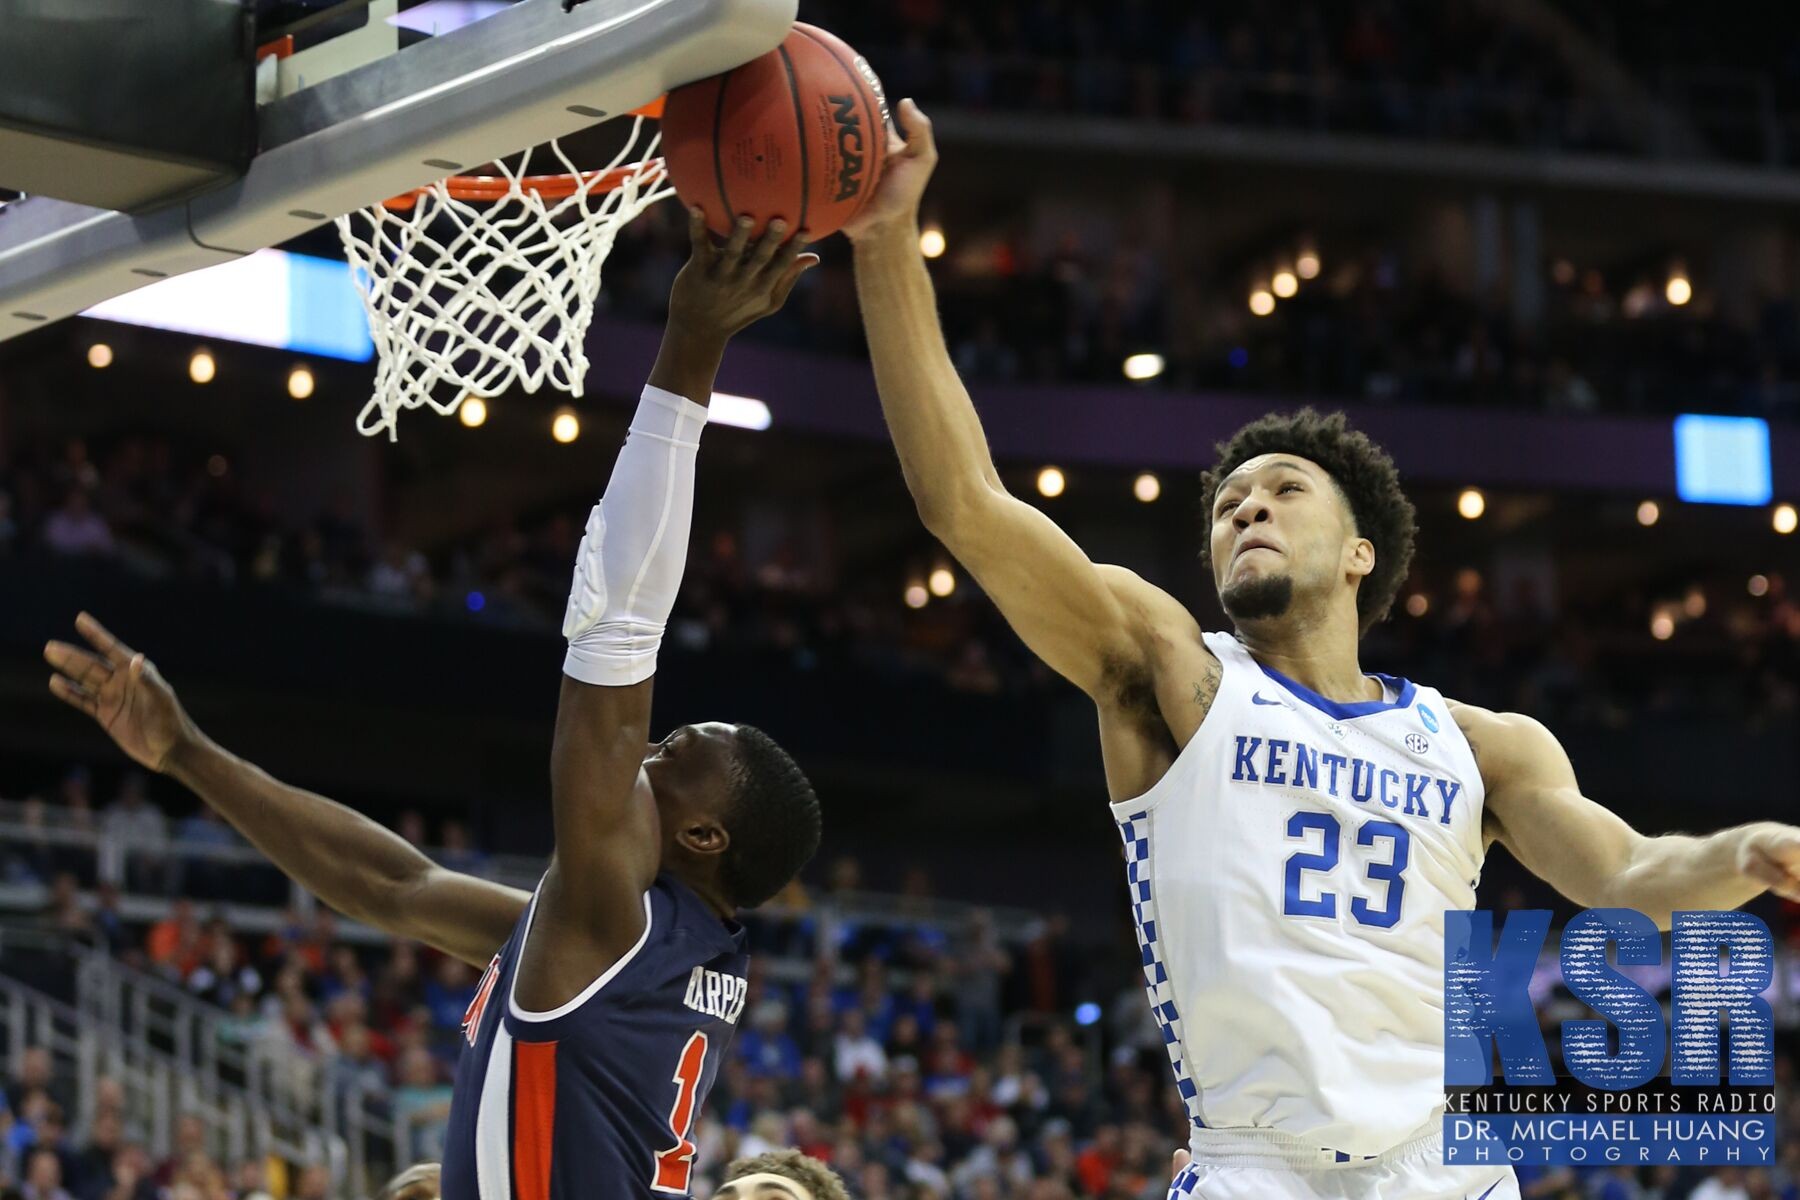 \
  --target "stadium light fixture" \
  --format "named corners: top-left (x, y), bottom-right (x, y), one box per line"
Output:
top-left (1248, 287), bottom-right (1275, 317)
top-left (1405, 593), bottom-right (1429, 617)
top-left (288, 365), bottom-right (315, 400)
top-left (551, 407), bottom-right (580, 444)
top-left (1665, 267), bottom-right (1692, 307)
top-left (1122, 353), bottom-right (1165, 382)
top-left (1775, 503), bottom-right (1798, 535)
top-left (919, 225), bottom-right (947, 259)
top-left (1457, 488), bottom-right (1486, 520)
top-left (1133, 473), bottom-right (1161, 503)
top-left (928, 567), bottom-right (956, 598)
top-left (1748, 574), bottom-right (1769, 597)
top-left (1636, 500), bottom-right (1660, 527)
top-left (189, 349), bottom-right (216, 384)
top-left (1272, 268), bottom-right (1298, 298)
top-left (459, 396), bottom-right (488, 428)
top-left (1037, 467), bottom-right (1066, 498)
top-left (87, 343), bottom-right (113, 369)
top-left (904, 581), bottom-right (929, 609)
top-left (1295, 248), bottom-right (1320, 280)
top-left (709, 392), bottom-right (771, 431)
top-left (1649, 609), bottom-right (1675, 640)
